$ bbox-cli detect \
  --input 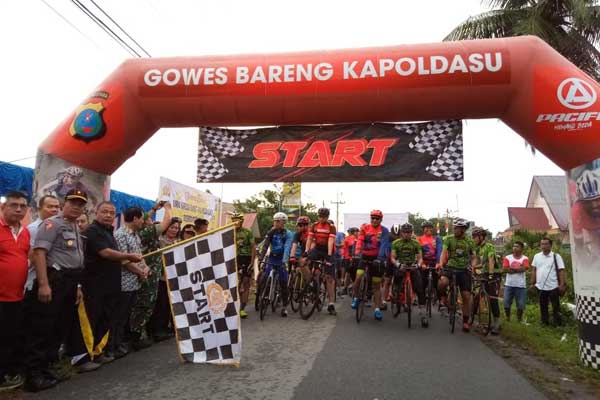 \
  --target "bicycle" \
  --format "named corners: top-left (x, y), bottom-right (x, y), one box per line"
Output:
top-left (442, 267), bottom-right (463, 334)
top-left (391, 263), bottom-right (418, 328)
top-left (257, 261), bottom-right (284, 321)
top-left (288, 262), bottom-right (306, 313)
top-left (354, 258), bottom-right (374, 324)
top-left (299, 259), bottom-right (326, 320)
top-left (424, 264), bottom-right (438, 318)
top-left (469, 272), bottom-right (501, 336)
